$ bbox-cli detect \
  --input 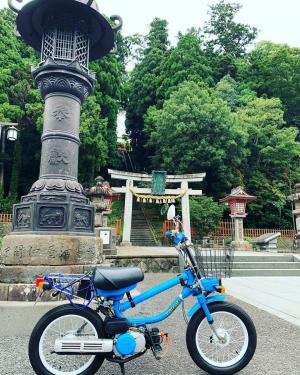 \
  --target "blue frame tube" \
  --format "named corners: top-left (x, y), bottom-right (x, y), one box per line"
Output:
top-left (114, 286), bottom-right (194, 325)
top-left (119, 273), bottom-right (188, 313)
